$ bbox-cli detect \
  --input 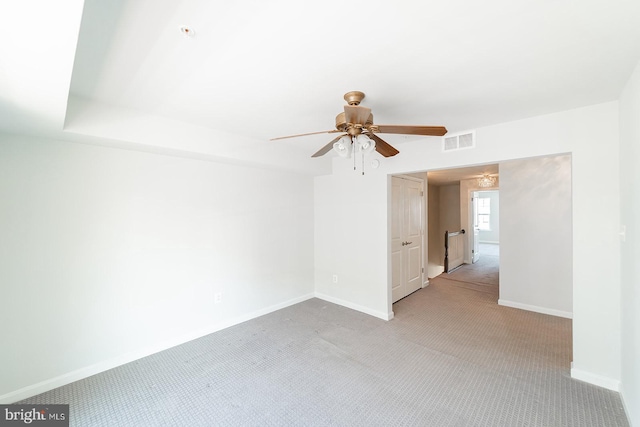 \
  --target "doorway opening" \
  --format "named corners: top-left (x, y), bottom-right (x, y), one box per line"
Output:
top-left (463, 189), bottom-right (500, 293)
top-left (388, 155), bottom-right (573, 375)
top-left (426, 167), bottom-right (500, 300)
top-left (389, 154), bottom-right (572, 321)
top-left (424, 164), bottom-right (499, 283)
